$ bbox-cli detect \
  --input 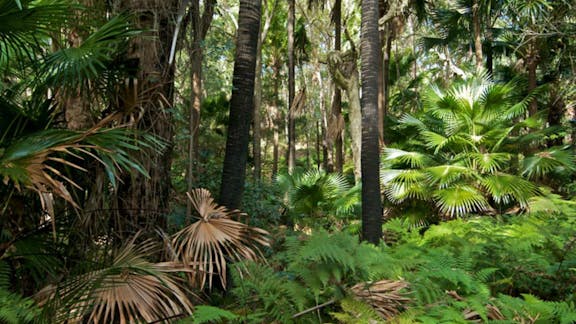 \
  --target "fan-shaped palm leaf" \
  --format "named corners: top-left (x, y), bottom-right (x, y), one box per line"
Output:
top-left (171, 189), bottom-right (270, 290)
top-left (0, 126), bottom-right (163, 207)
top-left (42, 14), bottom-right (139, 92)
top-left (521, 147), bottom-right (576, 179)
top-left (466, 152), bottom-right (511, 173)
top-left (382, 148), bottom-right (430, 168)
top-left (434, 185), bottom-right (489, 217)
top-left (39, 237), bottom-right (194, 323)
top-left (0, 0), bottom-right (70, 69)
top-left (350, 280), bottom-right (410, 320)
top-left (382, 170), bottom-right (430, 203)
top-left (481, 173), bottom-right (537, 207)
top-left (424, 165), bottom-right (473, 188)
